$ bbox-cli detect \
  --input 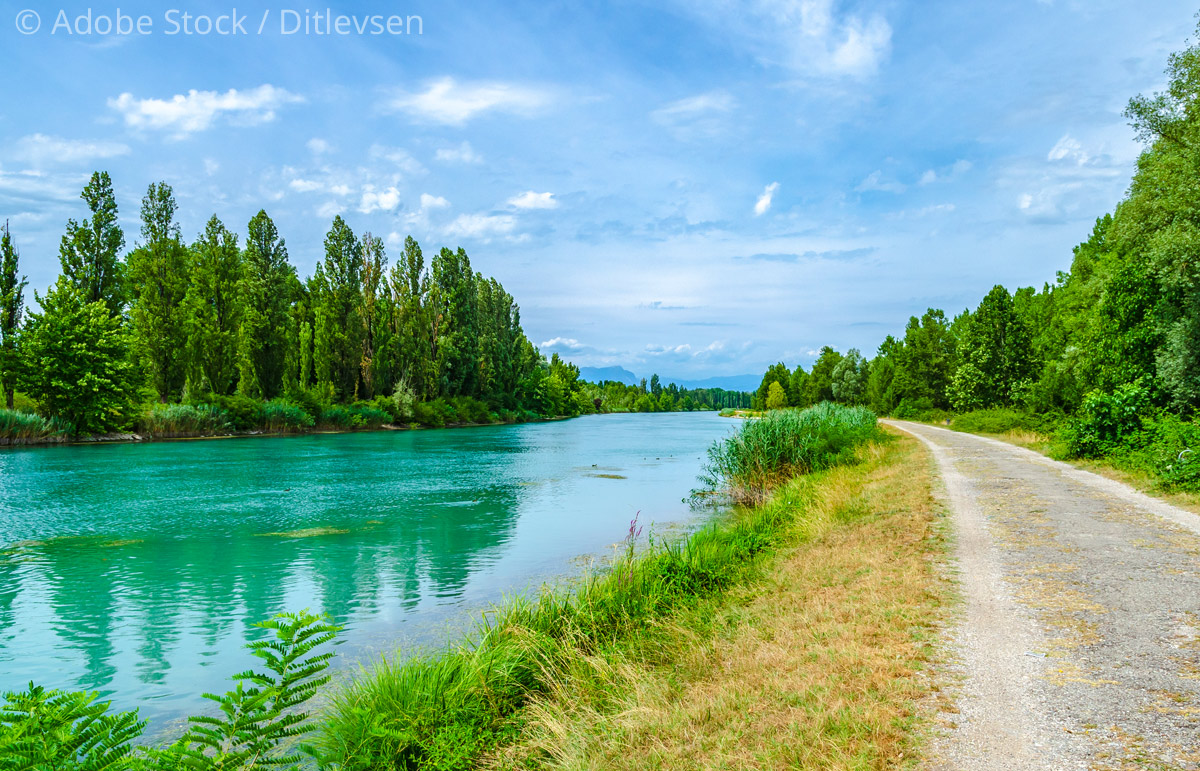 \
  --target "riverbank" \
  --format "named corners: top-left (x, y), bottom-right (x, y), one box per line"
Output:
top-left (482, 426), bottom-right (947, 769)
